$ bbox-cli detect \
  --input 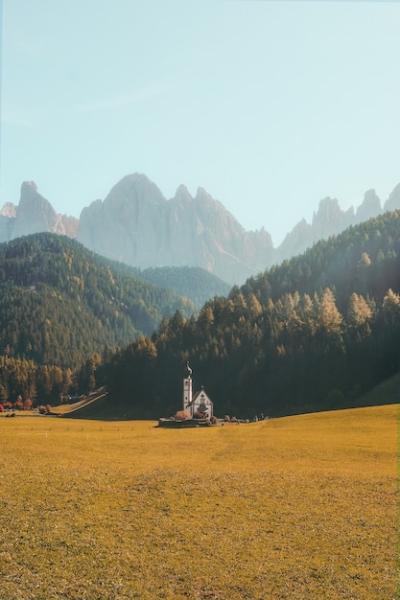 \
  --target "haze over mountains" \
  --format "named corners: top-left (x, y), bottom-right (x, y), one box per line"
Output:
top-left (1, 174), bottom-right (400, 284)
top-left (79, 174), bottom-right (274, 284)
top-left (0, 181), bottom-right (79, 240)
